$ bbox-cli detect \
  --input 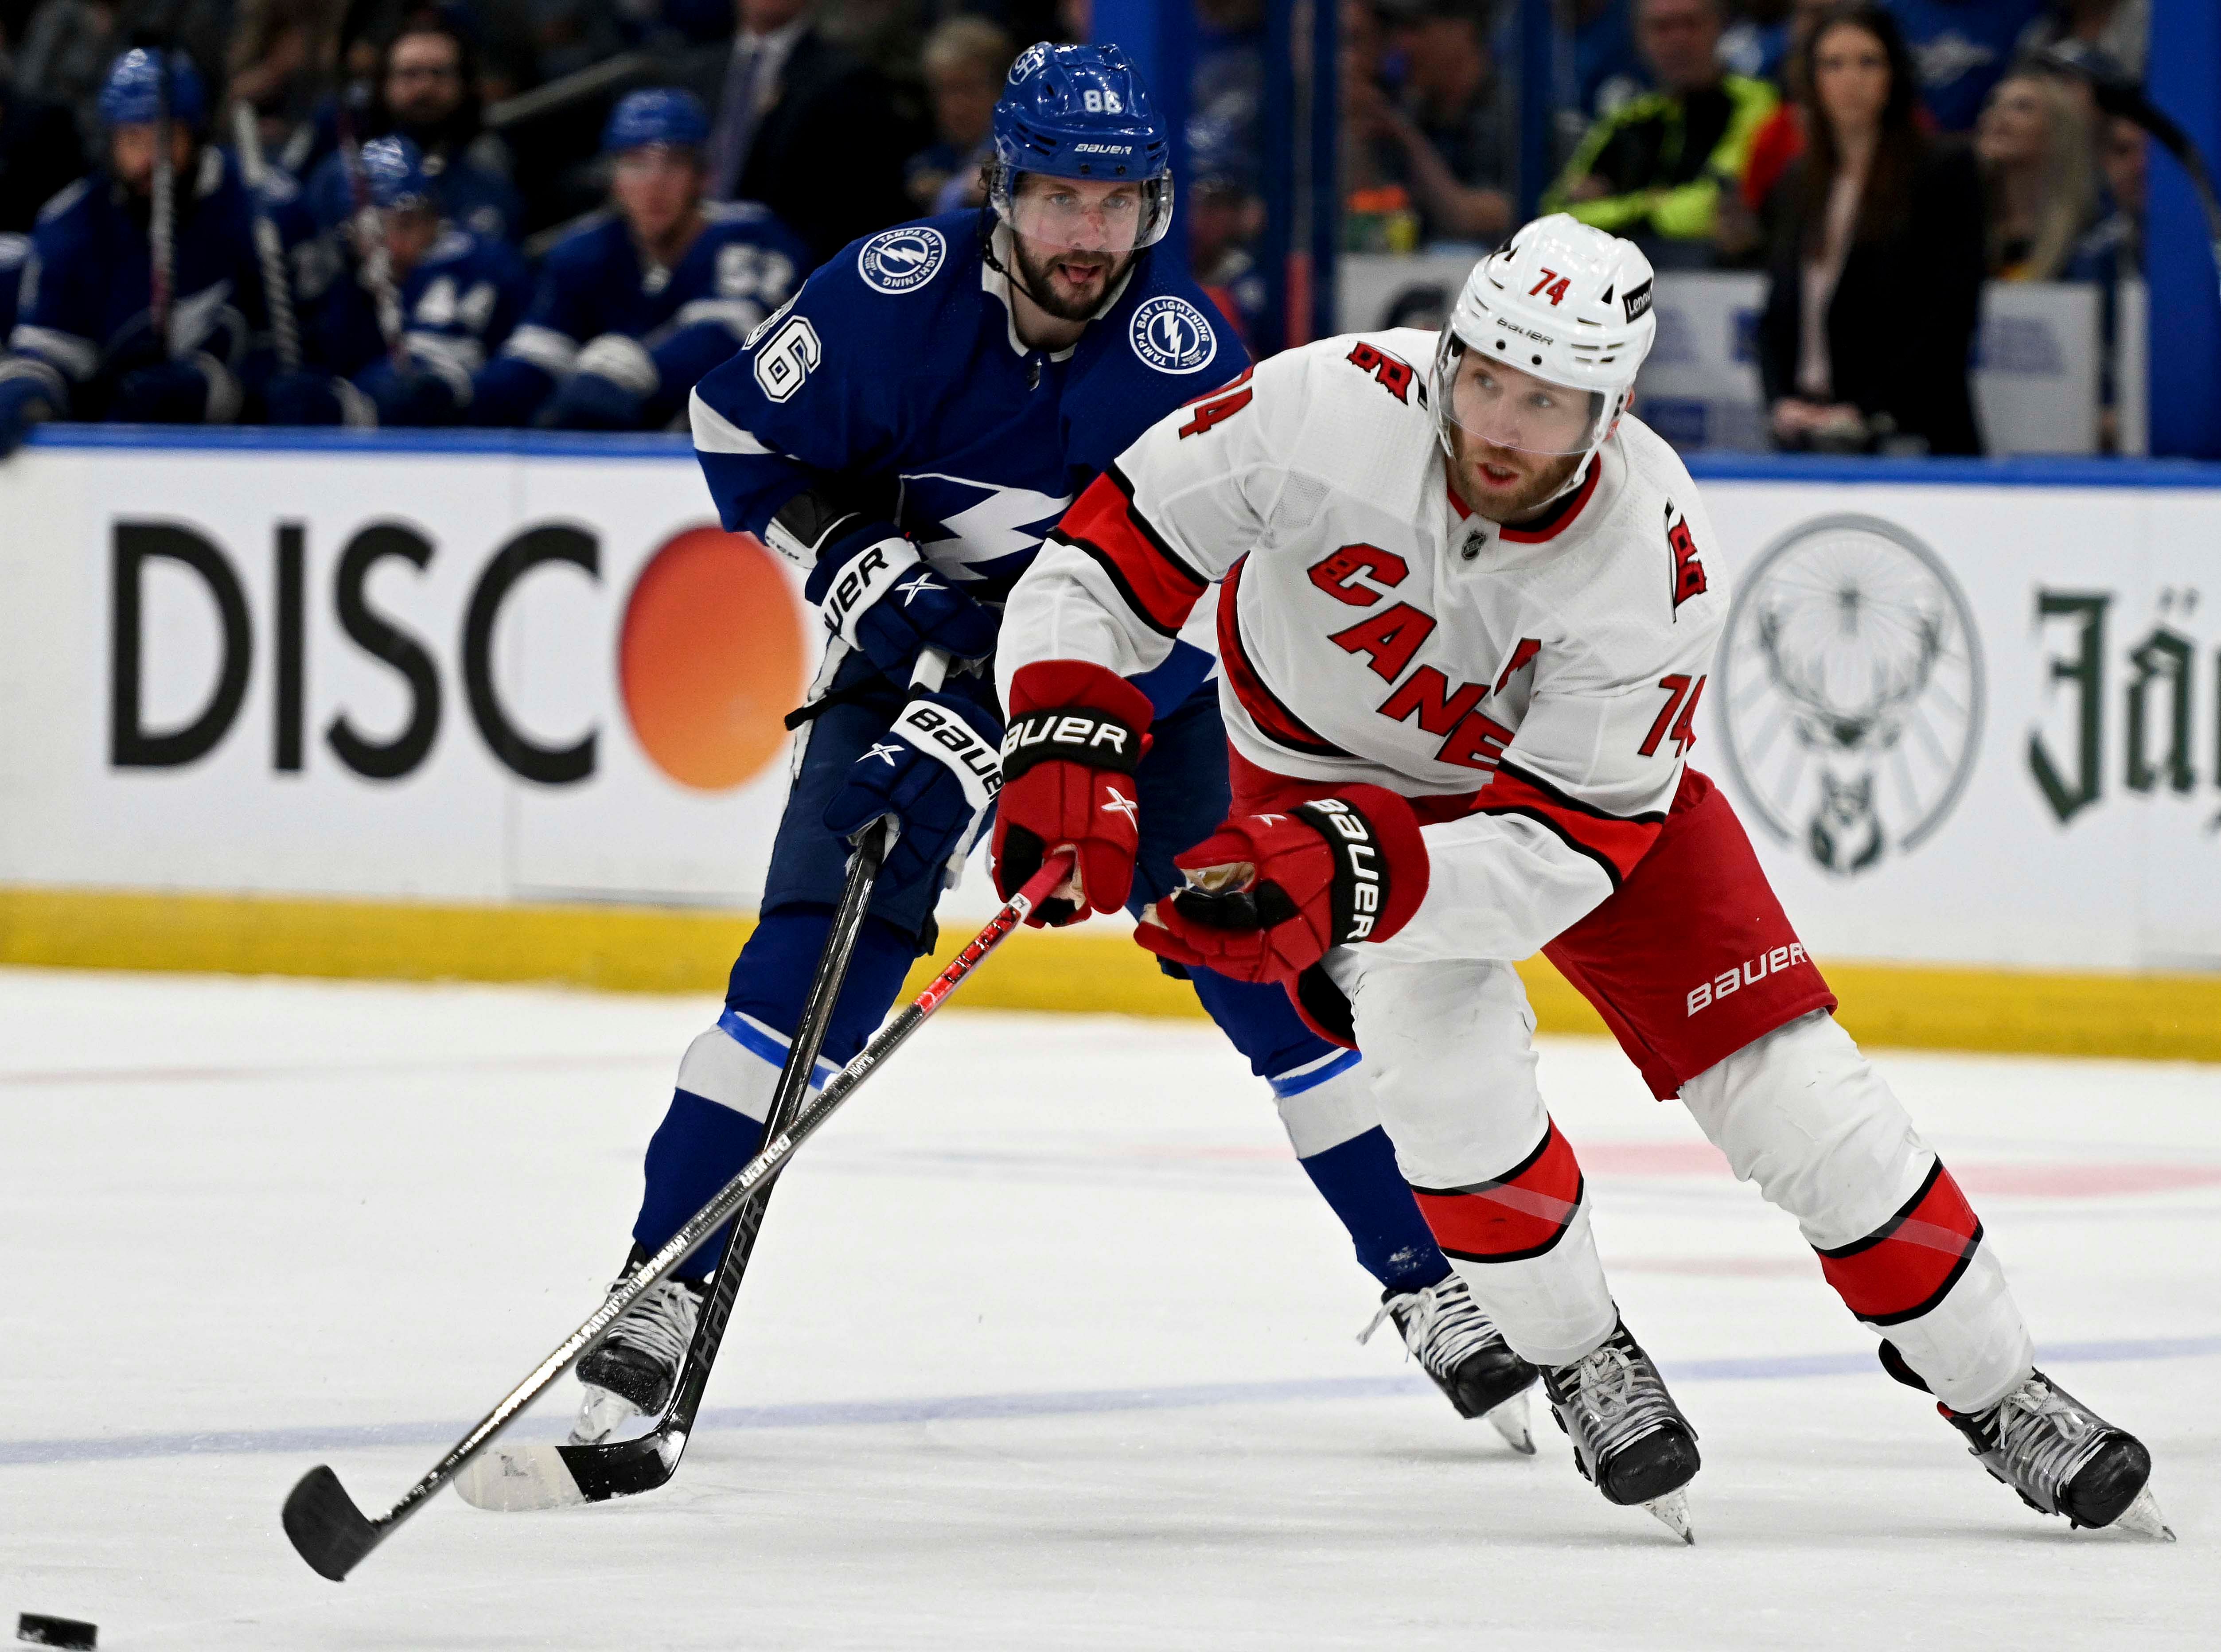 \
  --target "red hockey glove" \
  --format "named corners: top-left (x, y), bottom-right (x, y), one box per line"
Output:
top-left (990, 660), bottom-right (1154, 927)
top-left (1135, 787), bottom-right (1430, 985)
